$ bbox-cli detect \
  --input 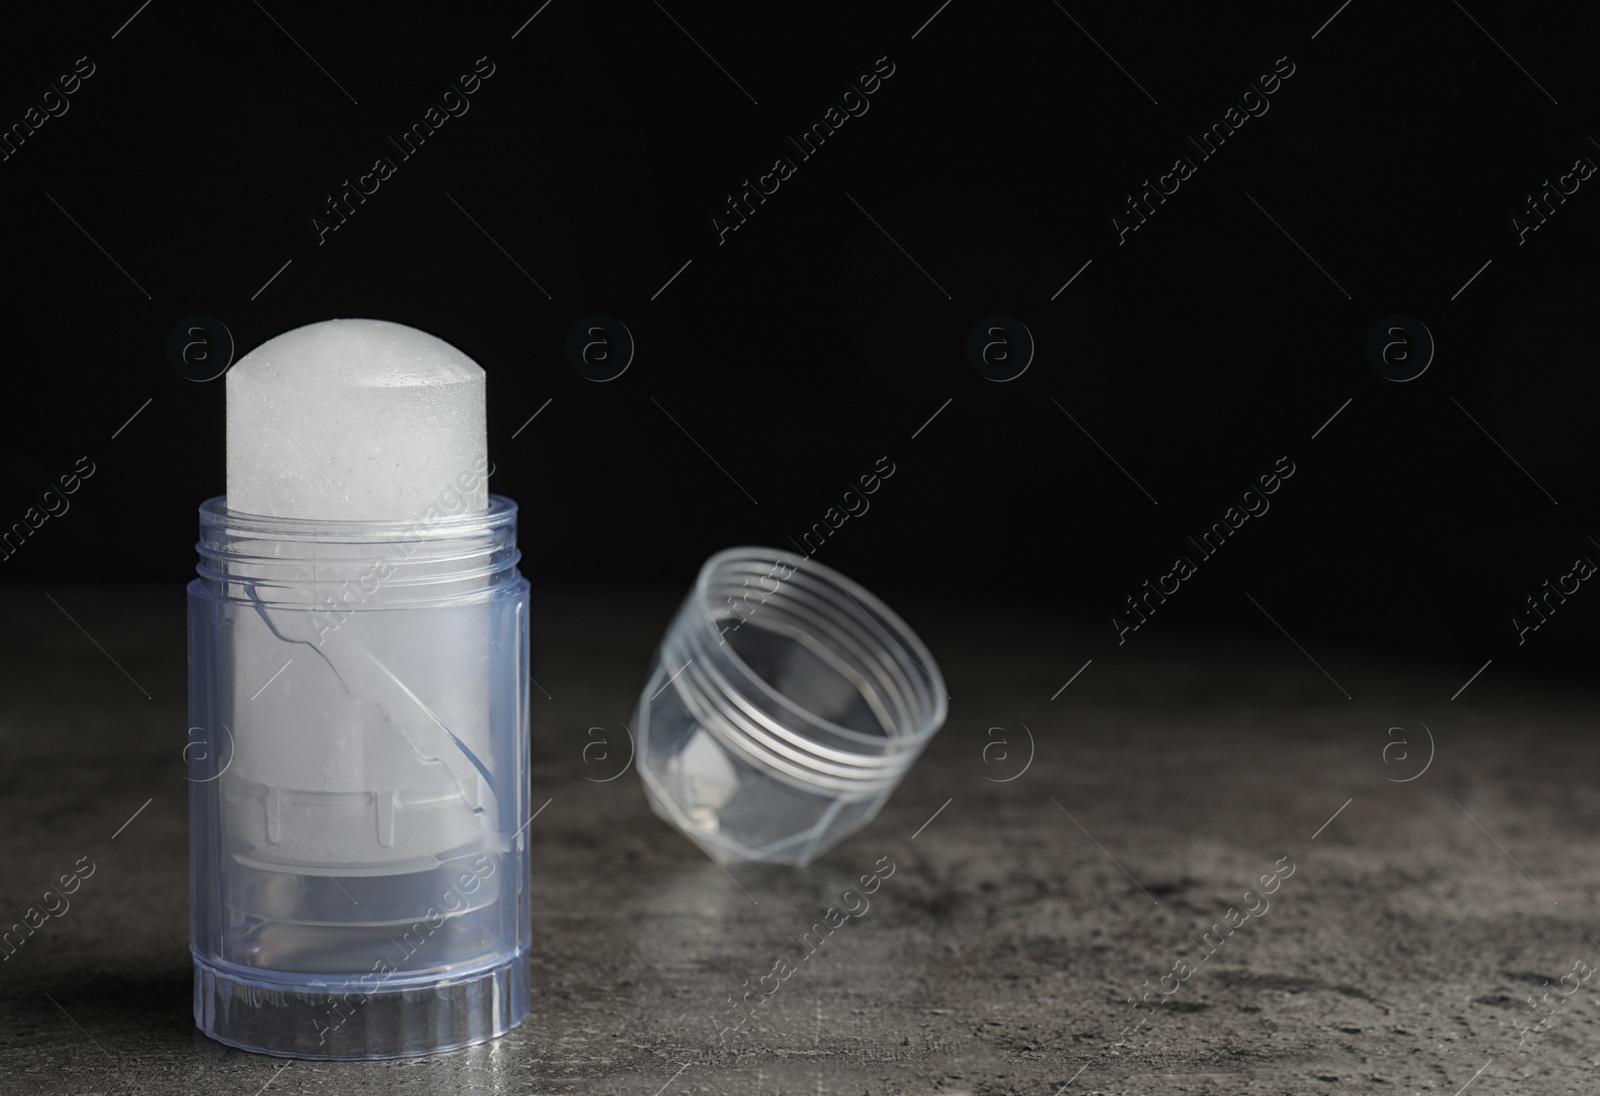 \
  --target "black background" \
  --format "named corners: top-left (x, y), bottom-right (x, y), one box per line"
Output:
top-left (2, 0), bottom-right (1597, 685)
